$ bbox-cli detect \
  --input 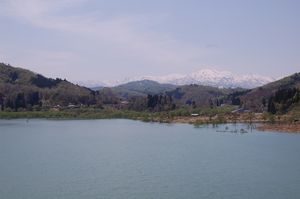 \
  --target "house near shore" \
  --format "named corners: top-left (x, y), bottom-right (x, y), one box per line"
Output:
top-left (231, 108), bottom-right (250, 114)
top-left (68, 104), bottom-right (76, 108)
top-left (121, 101), bottom-right (129, 105)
